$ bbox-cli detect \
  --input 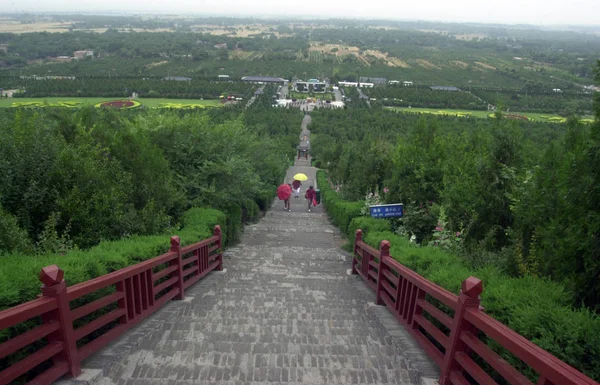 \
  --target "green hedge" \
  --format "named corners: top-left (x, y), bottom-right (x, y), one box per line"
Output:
top-left (361, 230), bottom-right (600, 381)
top-left (0, 207), bottom-right (226, 312)
top-left (317, 170), bottom-right (363, 235)
top-left (256, 188), bottom-right (276, 211)
top-left (348, 216), bottom-right (391, 247)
